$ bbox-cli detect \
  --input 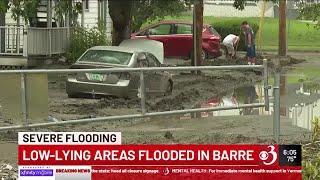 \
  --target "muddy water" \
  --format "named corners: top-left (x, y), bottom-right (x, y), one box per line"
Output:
top-left (178, 83), bottom-right (271, 120)
top-left (183, 74), bottom-right (320, 133)
top-left (280, 76), bottom-right (320, 131)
